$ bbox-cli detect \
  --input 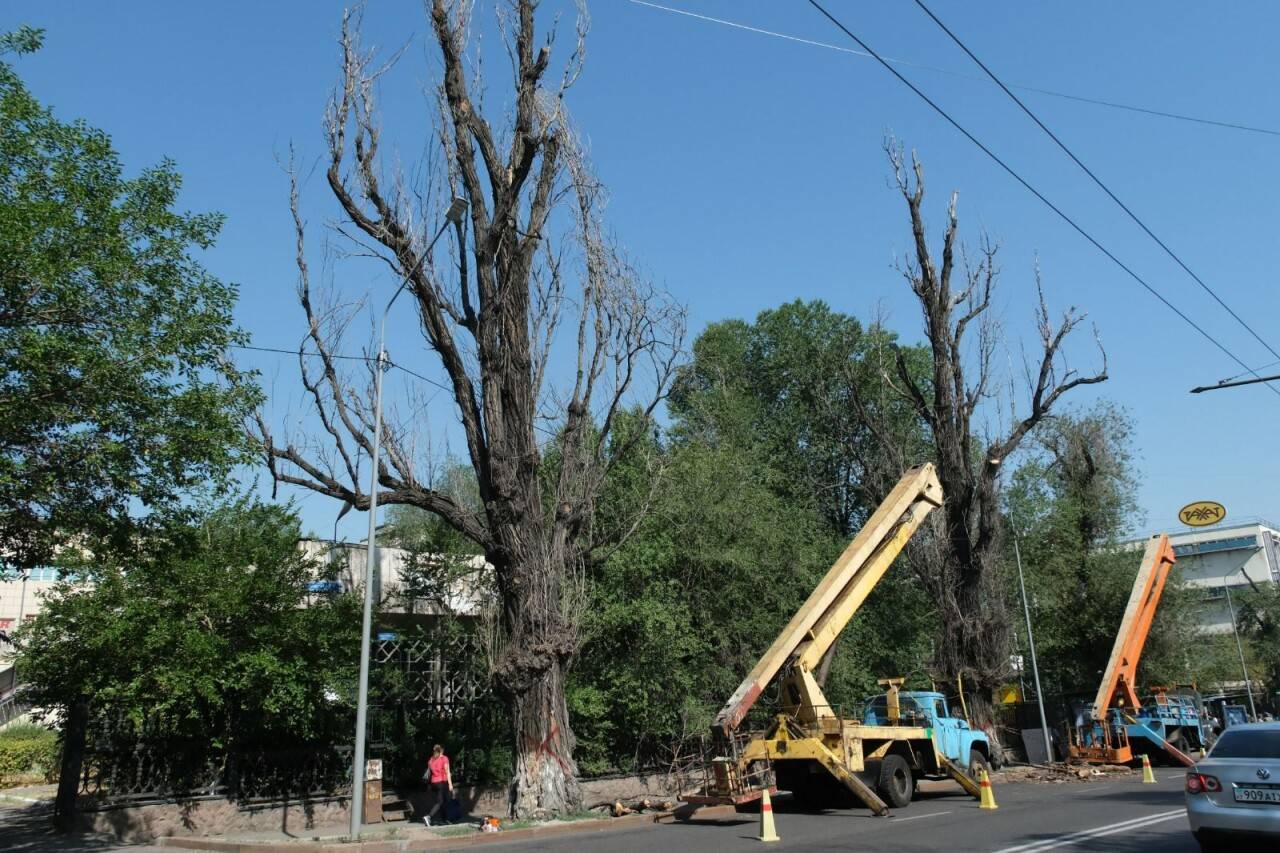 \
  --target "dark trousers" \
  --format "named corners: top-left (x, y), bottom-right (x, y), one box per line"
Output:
top-left (427, 781), bottom-right (450, 819)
